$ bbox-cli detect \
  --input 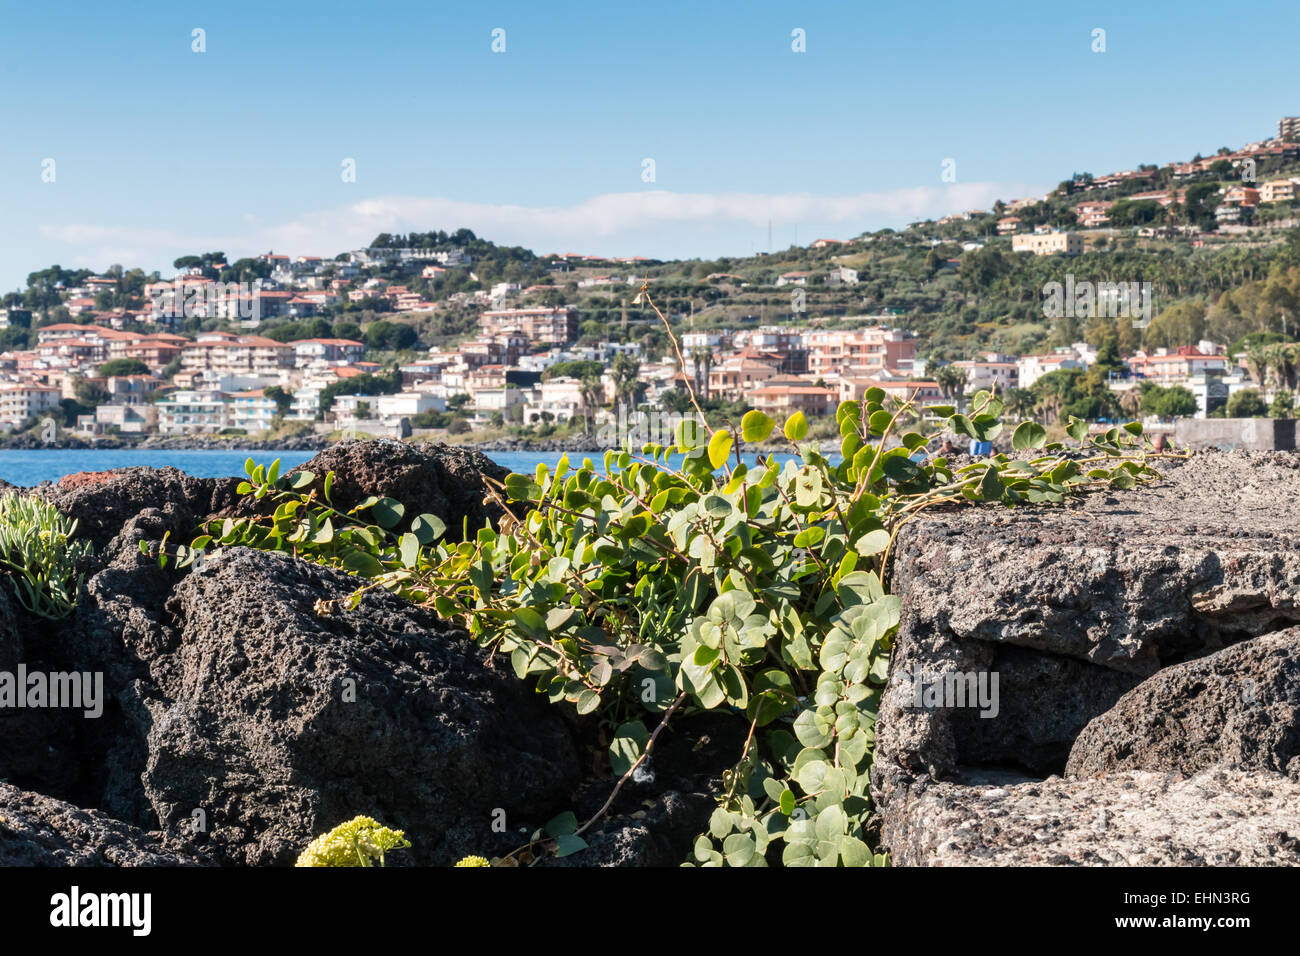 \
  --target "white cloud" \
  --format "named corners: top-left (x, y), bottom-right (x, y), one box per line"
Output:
top-left (38, 182), bottom-right (1046, 272)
